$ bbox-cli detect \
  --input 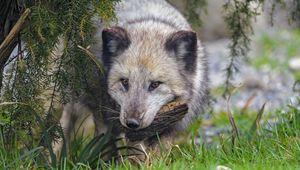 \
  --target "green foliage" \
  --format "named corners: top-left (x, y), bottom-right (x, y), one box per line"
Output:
top-left (2, 101), bottom-right (299, 169)
top-left (0, 104), bottom-right (134, 169)
top-left (186, 0), bottom-right (207, 28)
top-left (1, 0), bottom-right (300, 169)
top-left (95, 0), bottom-right (119, 25)
top-left (0, 0), bottom-right (118, 168)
